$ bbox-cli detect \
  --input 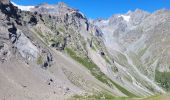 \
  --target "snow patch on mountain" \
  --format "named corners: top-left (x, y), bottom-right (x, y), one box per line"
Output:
top-left (11, 2), bottom-right (34, 11)
top-left (102, 19), bottom-right (109, 24)
top-left (119, 15), bottom-right (131, 22)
